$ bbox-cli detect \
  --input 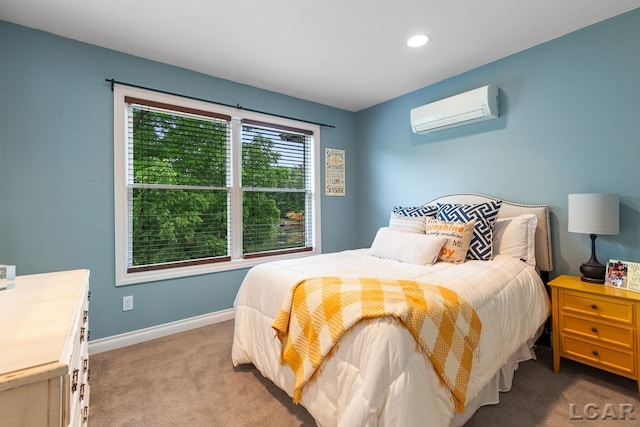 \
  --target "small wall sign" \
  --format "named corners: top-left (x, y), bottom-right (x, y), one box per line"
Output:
top-left (325, 148), bottom-right (345, 196)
